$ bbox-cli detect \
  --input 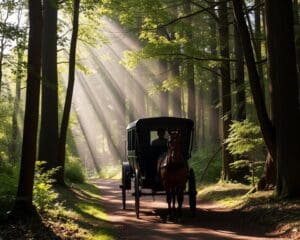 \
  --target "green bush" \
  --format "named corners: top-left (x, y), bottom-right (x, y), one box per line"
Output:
top-left (189, 145), bottom-right (222, 185)
top-left (225, 120), bottom-right (265, 185)
top-left (98, 164), bottom-right (121, 179)
top-left (65, 156), bottom-right (85, 183)
top-left (0, 166), bottom-right (18, 218)
top-left (33, 161), bottom-right (59, 212)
